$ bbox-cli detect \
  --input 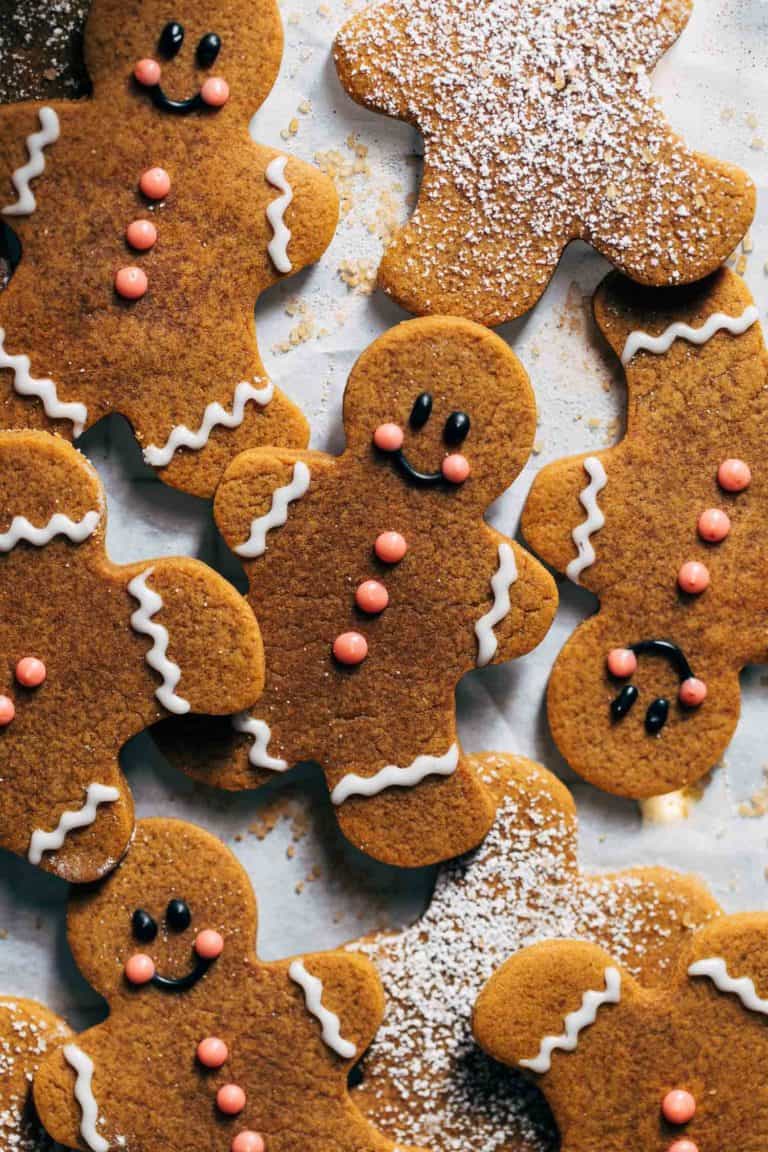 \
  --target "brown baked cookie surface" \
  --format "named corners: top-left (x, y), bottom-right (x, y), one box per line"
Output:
top-left (34, 818), bottom-right (428, 1152)
top-left (523, 267), bottom-right (766, 798)
top-left (0, 998), bottom-right (72, 1152)
top-left (0, 431), bottom-right (263, 881)
top-left (348, 752), bottom-right (720, 1152)
top-left (334, 0), bottom-right (755, 326)
top-left (474, 913), bottom-right (768, 1152)
top-left (0, 0), bottom-right (339, 497)
top-left (155, 316), bottom-right (557, 867)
